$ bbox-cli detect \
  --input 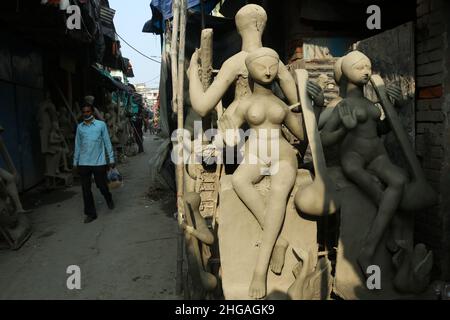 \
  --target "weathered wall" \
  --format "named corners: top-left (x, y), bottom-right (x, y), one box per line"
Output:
top-left (0, 33), bottom-right (45, 191)
top-left (279, 0), bottom-right (415, 62)
top-left (414, 0), bottom-right (450, 280)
